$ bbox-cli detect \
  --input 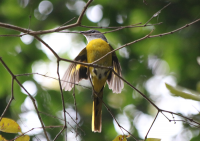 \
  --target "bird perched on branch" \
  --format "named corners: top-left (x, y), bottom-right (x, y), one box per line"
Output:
top-left (61, 30), bottom-right (124, 133)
